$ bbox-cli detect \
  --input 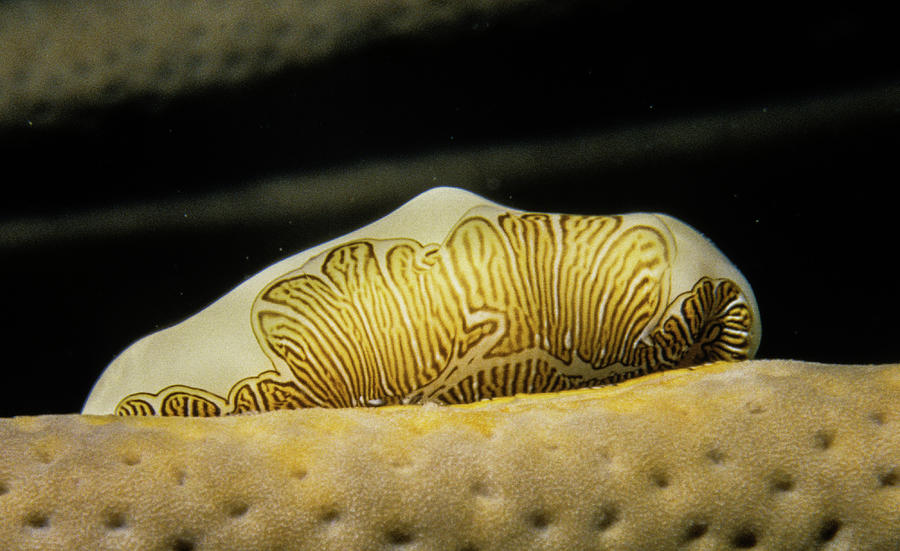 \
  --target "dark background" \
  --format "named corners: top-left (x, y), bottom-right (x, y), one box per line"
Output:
top-left (2, 1), bottom-right (898, 416)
